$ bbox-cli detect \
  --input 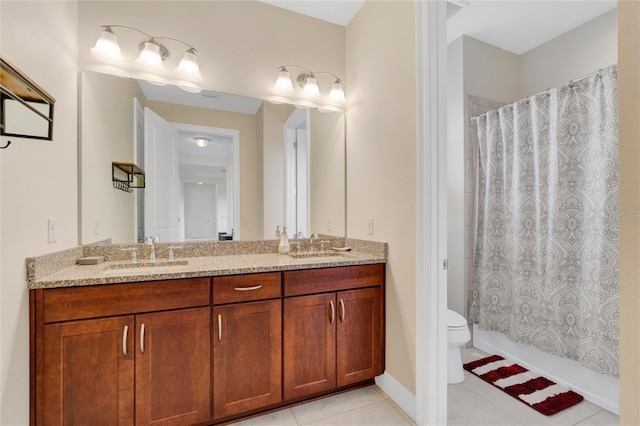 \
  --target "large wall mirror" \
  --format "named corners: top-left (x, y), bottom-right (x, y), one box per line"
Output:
top-left (79, 70), bottom-right (345, 244)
